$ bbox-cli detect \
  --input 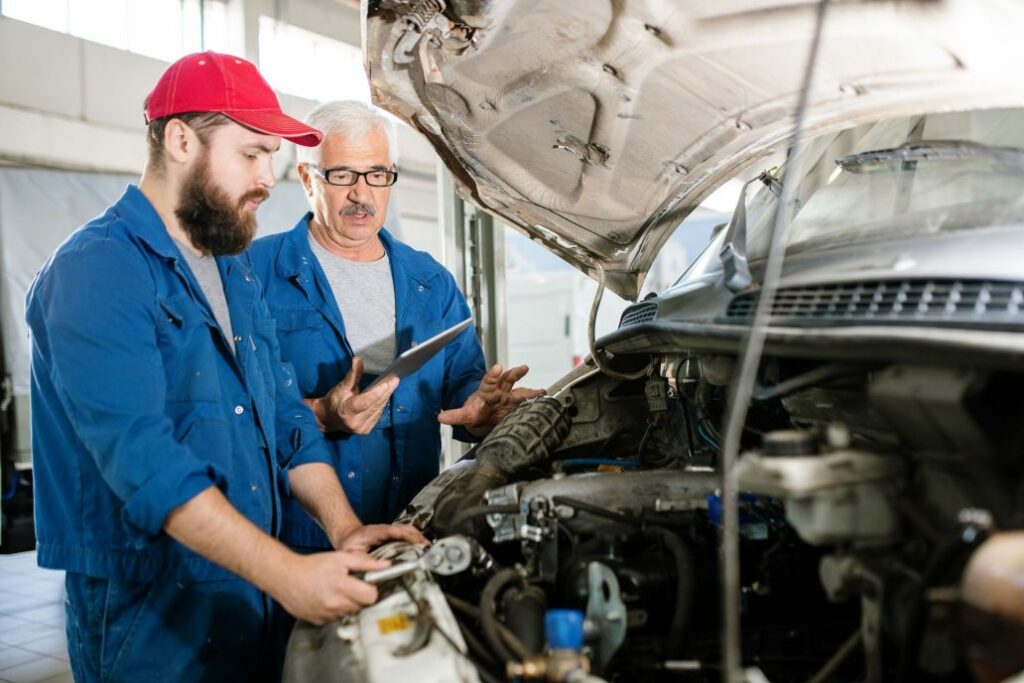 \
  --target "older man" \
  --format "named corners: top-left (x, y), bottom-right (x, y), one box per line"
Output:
top-left (26, 55), bottom-right (422, 682)
top-left (249, 100), bottom-right (541, 545)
